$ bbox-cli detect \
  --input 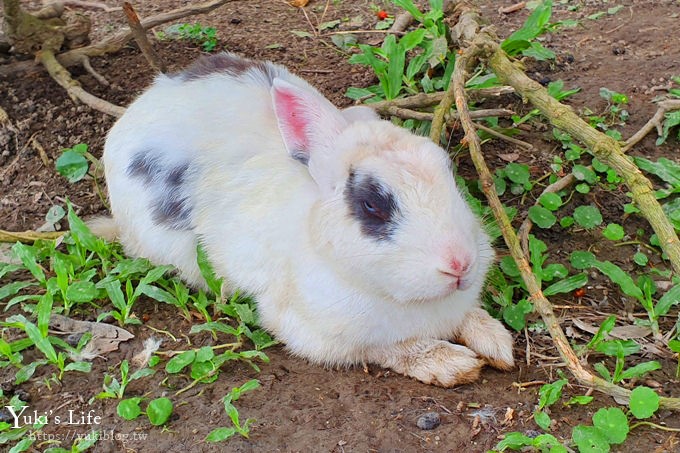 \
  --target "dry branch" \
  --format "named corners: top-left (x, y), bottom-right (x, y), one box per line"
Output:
top-left (623, 99), bottom-right (680, 152)
top-left (36, 48), bottom-right (125, 117)
top-left (0, 230), bottom-right (65, 243)
top-left (57, 0), bottom-right (236, 68)
top-left (122, 2), bottom-right (167, 74)
top-left (443, 30), bottom-right (680, 411)
top-left (486, 43), bottom-right (680, 276)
